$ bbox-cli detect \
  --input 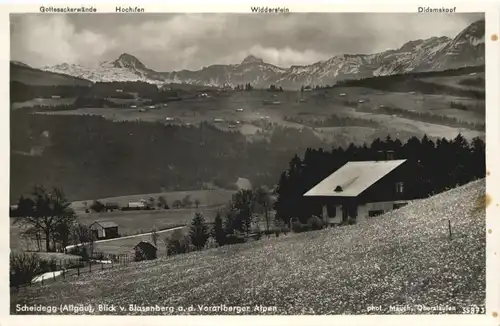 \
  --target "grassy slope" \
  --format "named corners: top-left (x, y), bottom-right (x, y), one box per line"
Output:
top-left (11, 179), bottom-right (486, 315)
